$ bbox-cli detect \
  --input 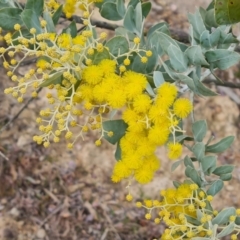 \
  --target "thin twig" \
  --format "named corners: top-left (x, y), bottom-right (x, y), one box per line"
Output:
top-left (40, 204), bottom-right (64, 227)
top-left (101, 204), bottom-right (122, 240)
top-left (0, 88), bottom-right (42, 135)
top-left (0, 151), bottom-right (9, 161)
top-left (203, 79), bottom-right (240, 89)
